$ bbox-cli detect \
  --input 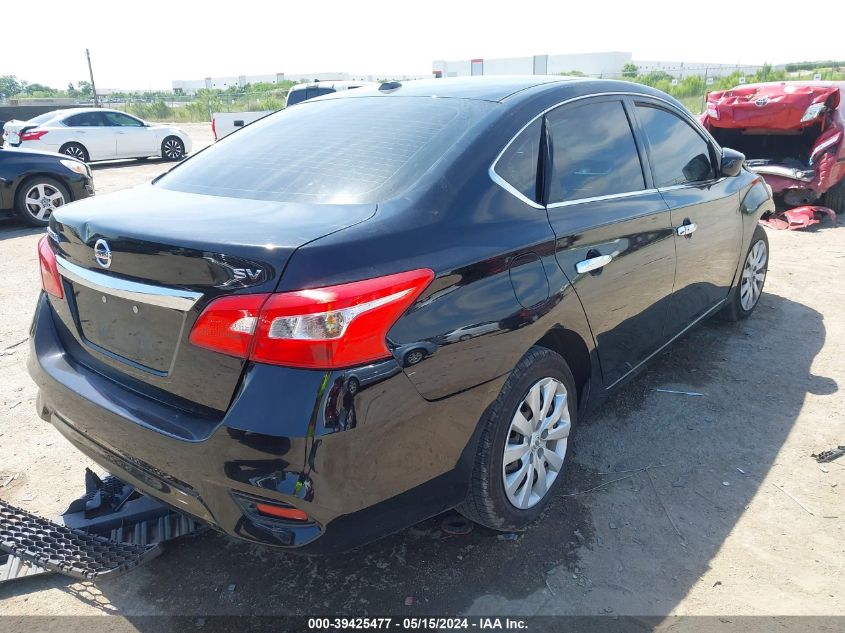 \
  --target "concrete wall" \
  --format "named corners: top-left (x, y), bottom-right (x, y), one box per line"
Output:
top-left (0, 105), bottom-right (87, 123)
top-left (632, 60), bottom-right (763, 78)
